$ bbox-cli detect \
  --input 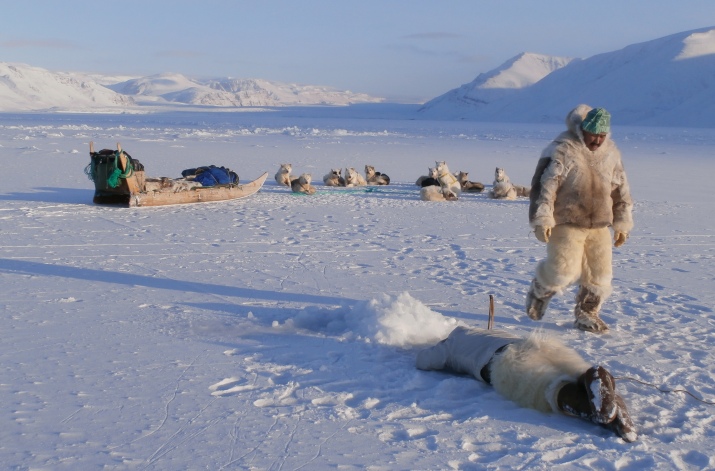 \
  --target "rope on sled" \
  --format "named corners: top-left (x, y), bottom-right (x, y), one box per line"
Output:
top-left (106, 152), bottom-right (134, 188)
top-left (84, 149), bottom-right (133, 188)
top-left (615, 376), bottom-right (715, 405)
top-left (83, 162), bottom-right (95, 181)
